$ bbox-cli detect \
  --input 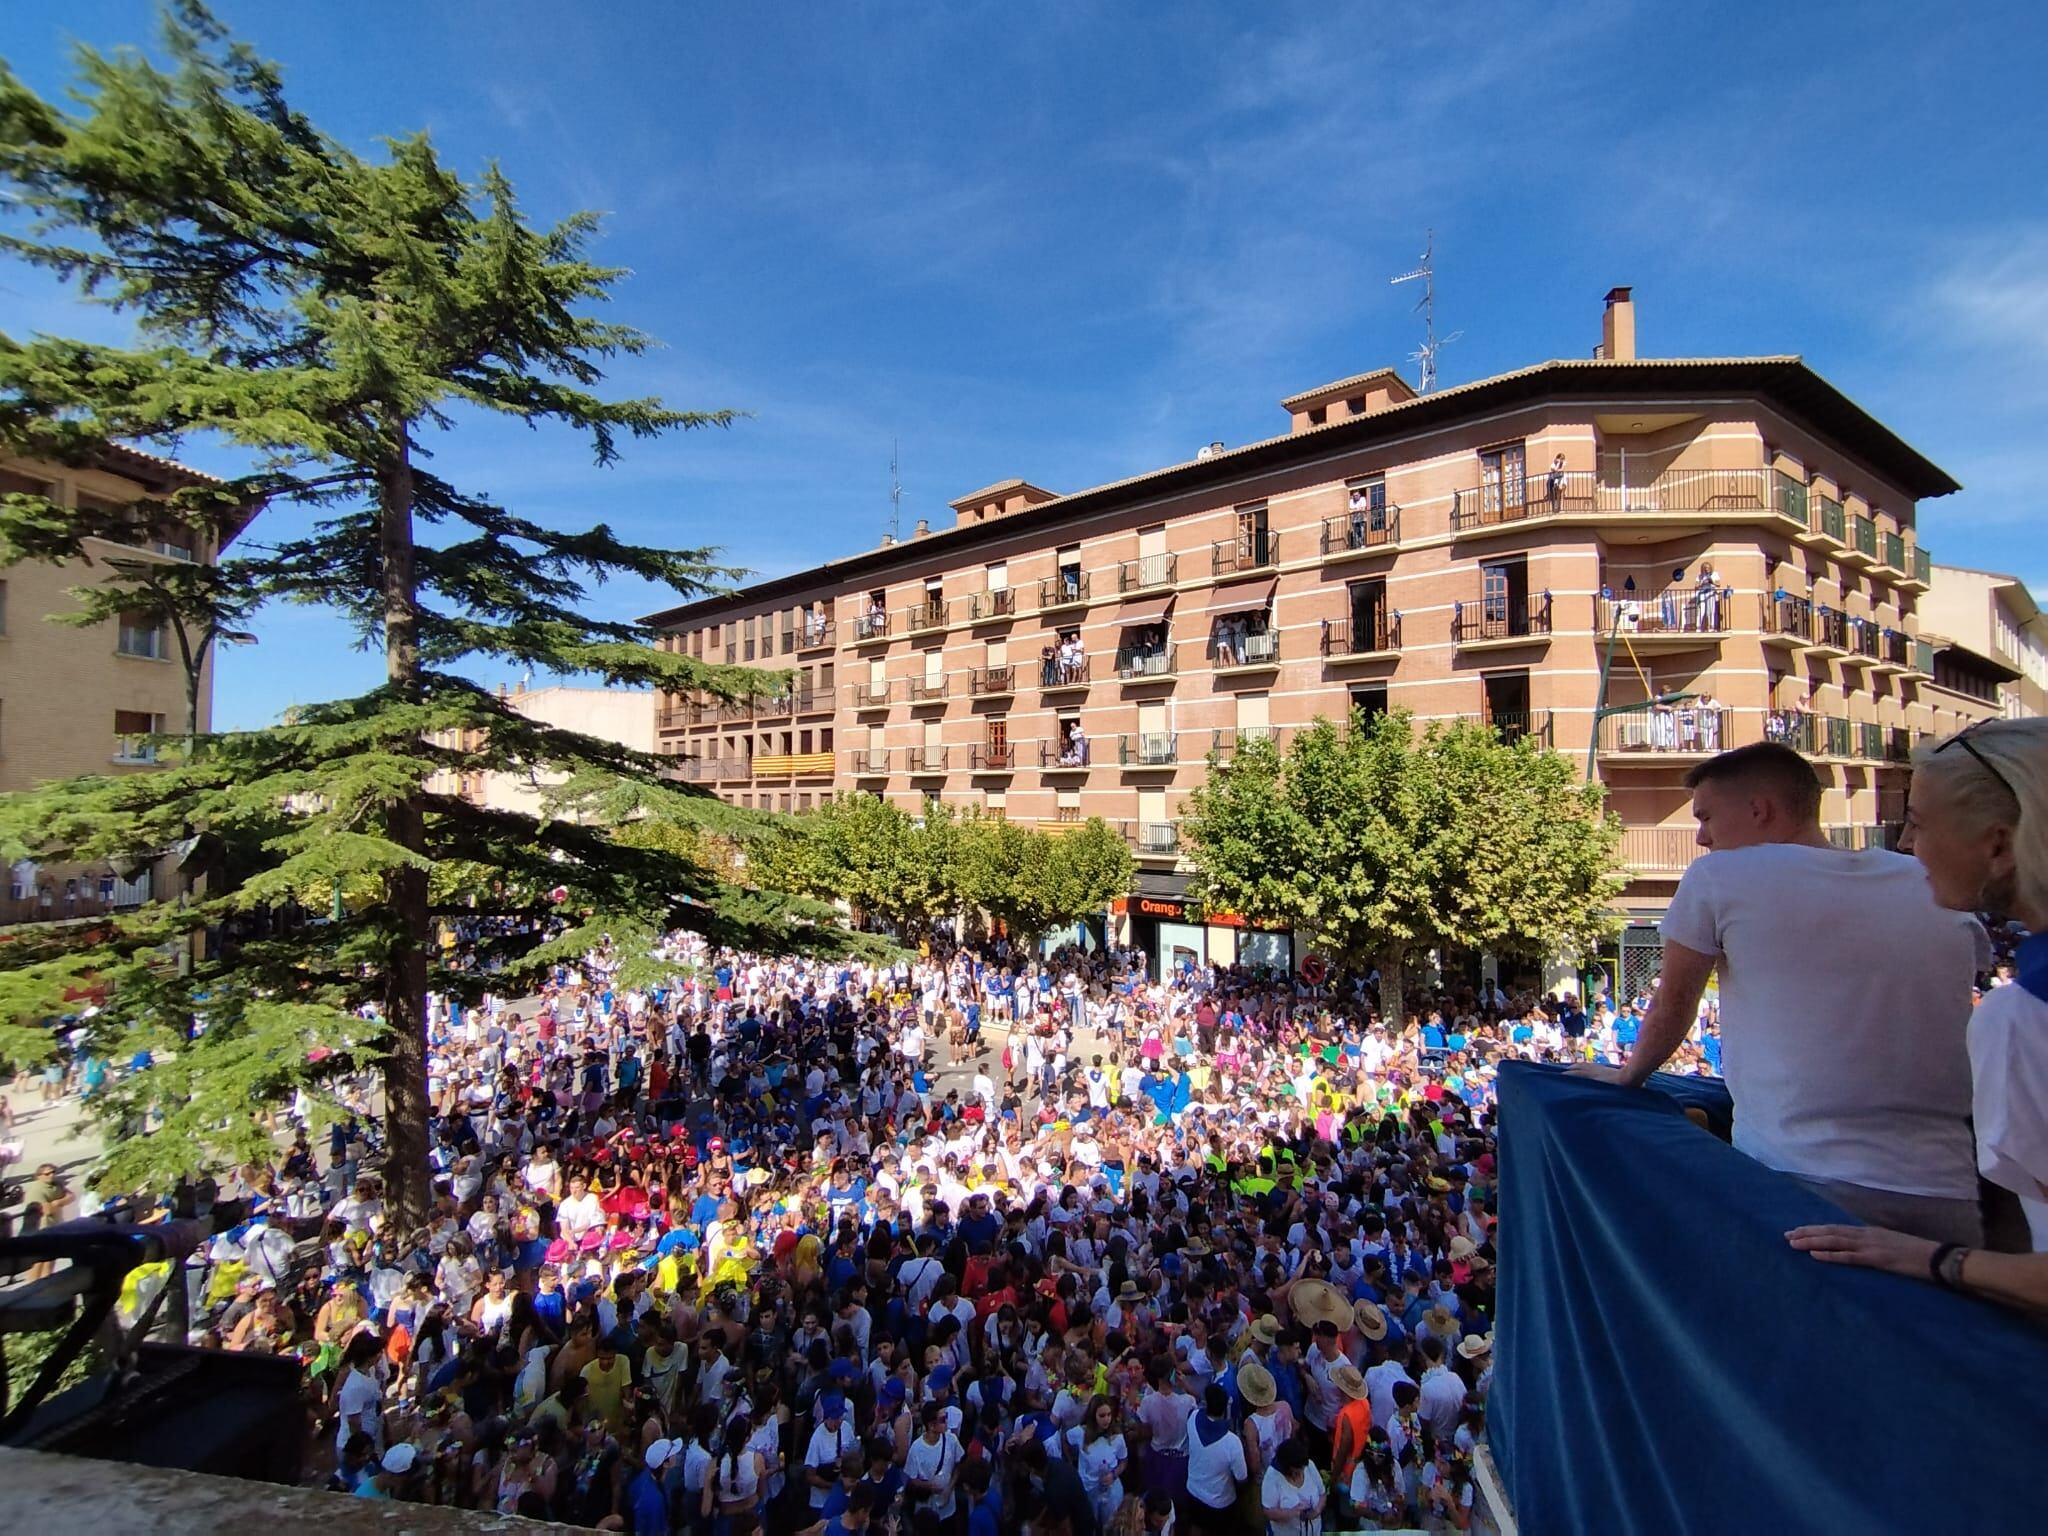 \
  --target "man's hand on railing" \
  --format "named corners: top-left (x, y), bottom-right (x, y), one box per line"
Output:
top-left (1785, 1222), bottom-right (1936, 1279)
